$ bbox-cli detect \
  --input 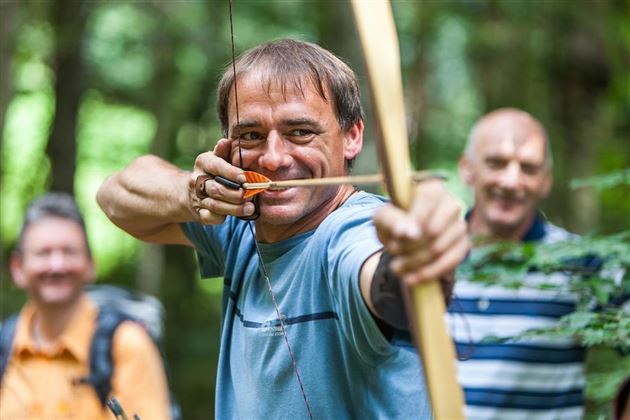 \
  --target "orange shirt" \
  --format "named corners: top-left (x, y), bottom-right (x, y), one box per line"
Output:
top-left (0, 296), bottom-right (171, 419)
